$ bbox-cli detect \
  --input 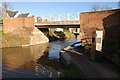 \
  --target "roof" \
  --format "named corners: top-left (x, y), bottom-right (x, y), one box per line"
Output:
top-left (6, 10), bottom-right (18, 17)
top-left (17, 13), bottom-right (30, 18)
